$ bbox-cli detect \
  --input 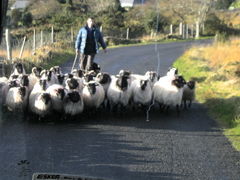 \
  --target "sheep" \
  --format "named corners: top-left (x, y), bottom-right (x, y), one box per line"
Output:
top-left (63, 90), bottom-right (84, 116)
top-left (5, 86), bottom-right (28, 112)
top-left (71, 69), bottom-right (84, 78)
top-left (65, 77), bottom-right (83, 92)
top-left (95, 72), bottom-right (111, 93)
top-left (40, 70), bottom-right (57, 85)
top-left (50, 66), bottom-right (62, 75)
top-left (29, 79), bottom-right (52, 119)
top-left (107, 75), bottom-right (131, 111)
top-left (11, 63), bottom-right (26, 76)
top-left (1, 79), bottom-right (20, 105)
top-left (56, 74), bottom-right (65, 85)
top-left (29, 67), bottom-right (42, 91)
top-left (130, 79), bottom-right (152, 110)
top-left (145, 71), bottom-right (158, 88)
top-left (153, 75), bottom-right (185, 114)
top-left (182, 80), bottom-right (195, 109)
top-left (82, 81), bottom-right (105, 110)
top-left (92, 62), bottom-right (101, 74)
top-left (46, 84), bottom-right (66, 113)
